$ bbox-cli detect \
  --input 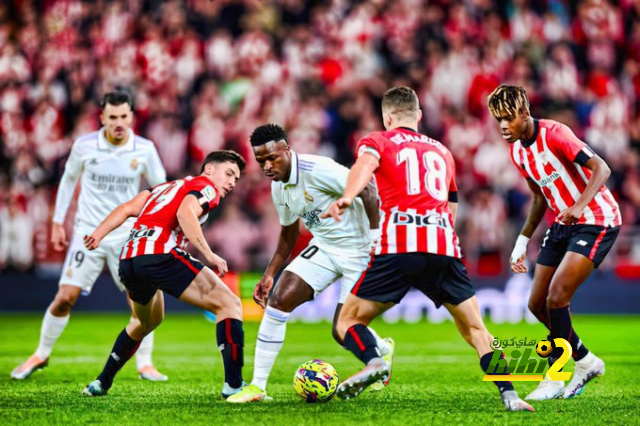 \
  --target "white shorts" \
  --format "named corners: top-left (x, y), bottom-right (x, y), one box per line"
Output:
top-left (59, 230), bottom-right (127, 295)
top-left (284, 242), bottom-right (369, 304)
